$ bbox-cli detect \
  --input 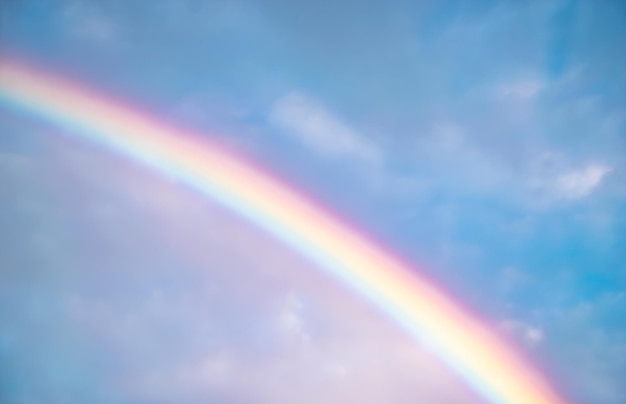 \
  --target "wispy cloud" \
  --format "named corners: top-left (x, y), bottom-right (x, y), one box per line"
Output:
top-left (500, 319), bottom-right (544, 347)
top-left (553, 164), bottom-right (612, 199)
top-left (270, 92), bottom-right (381, 165)
top-left (62, 1), bottom-right (118, 45)
top-left (497, 266), bottom-right (532, 295)
top-left (528, 154), bottom-right (612, 203)
top-left (543, 292), bottom-right (626, 404)
top-left (412, 122), bottom-right (508, 192)
top-left (497, 79), bottom-right (543, 101)
top-left (122, 300), bottom-right (477, 404)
